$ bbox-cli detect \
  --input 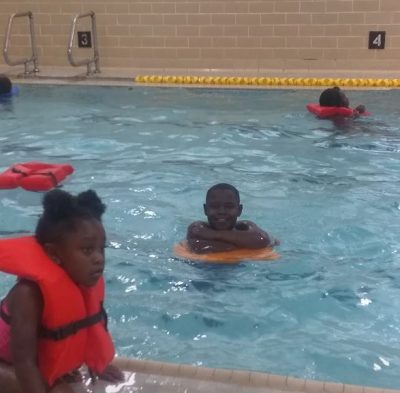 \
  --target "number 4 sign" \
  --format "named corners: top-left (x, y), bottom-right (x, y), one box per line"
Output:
top-left (369, 31), bottom-right (385, 49)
